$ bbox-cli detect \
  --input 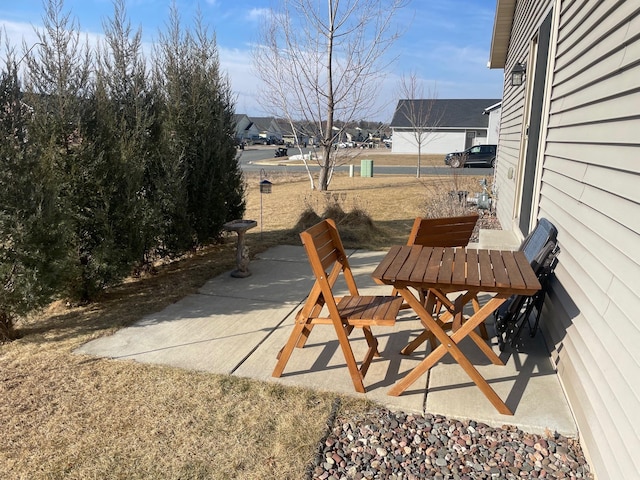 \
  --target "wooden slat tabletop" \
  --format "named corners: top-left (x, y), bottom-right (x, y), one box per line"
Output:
top-left (466, 249), bottom-right (480, 287)
top-left (372, 246), bottom-right (541, 295)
